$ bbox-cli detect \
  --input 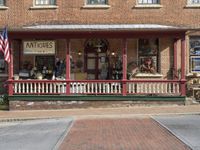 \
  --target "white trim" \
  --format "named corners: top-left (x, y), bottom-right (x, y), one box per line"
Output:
top-left (135, 4), bottom-right (163, 8)
top-left (0, 6), bottom-right (8, 10)
top-left (82, 5), bottom-right (110, 9)
top-left (185, 4), bottom-right (200, 8)
top-left (30, 5), bottom-right (58, 9)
